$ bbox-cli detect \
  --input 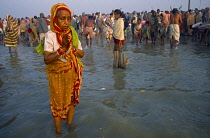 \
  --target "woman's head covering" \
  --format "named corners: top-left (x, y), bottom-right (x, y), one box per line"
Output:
top-left (50, 3), bottom-right (72, 33)
top-left (50, 3), bottom-right (72, 46)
